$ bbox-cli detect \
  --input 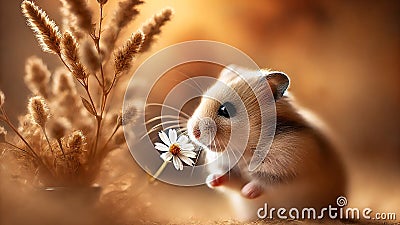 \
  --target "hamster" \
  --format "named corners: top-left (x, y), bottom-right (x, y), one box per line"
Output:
top-left (186, 65), bottom-right (347, 220)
